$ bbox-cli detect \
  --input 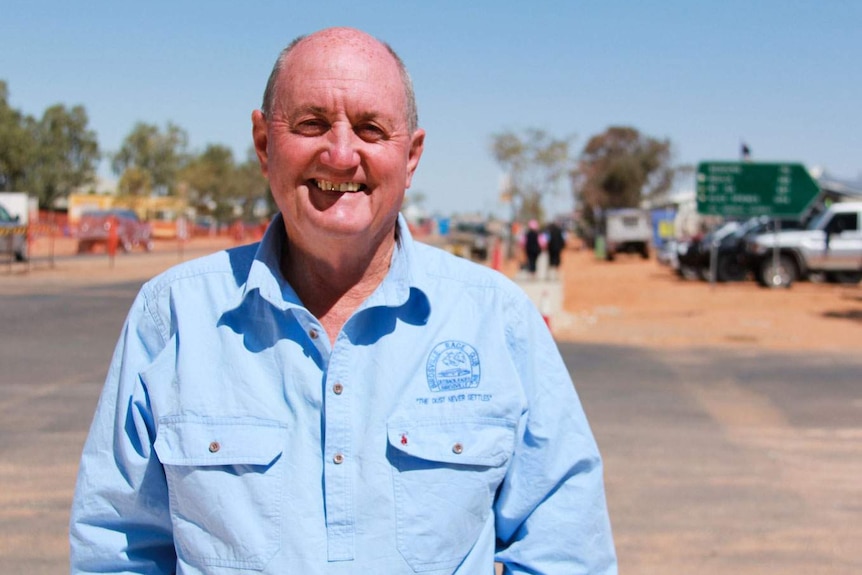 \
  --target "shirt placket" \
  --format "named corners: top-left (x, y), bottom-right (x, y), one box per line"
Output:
top-left (321, 335), bottom-right (355, 562)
